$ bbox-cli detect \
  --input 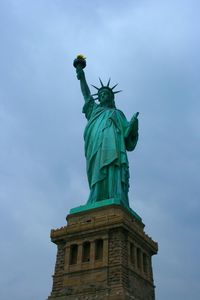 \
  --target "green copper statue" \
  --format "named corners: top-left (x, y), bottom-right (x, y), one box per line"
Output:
top-left (73, 55), bottom-right (139, 210)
